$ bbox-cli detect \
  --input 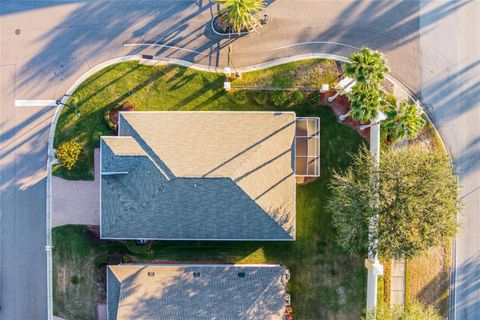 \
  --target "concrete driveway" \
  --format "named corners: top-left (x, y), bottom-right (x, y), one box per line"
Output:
top-left (52, 149), bottom-right (99, 227)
